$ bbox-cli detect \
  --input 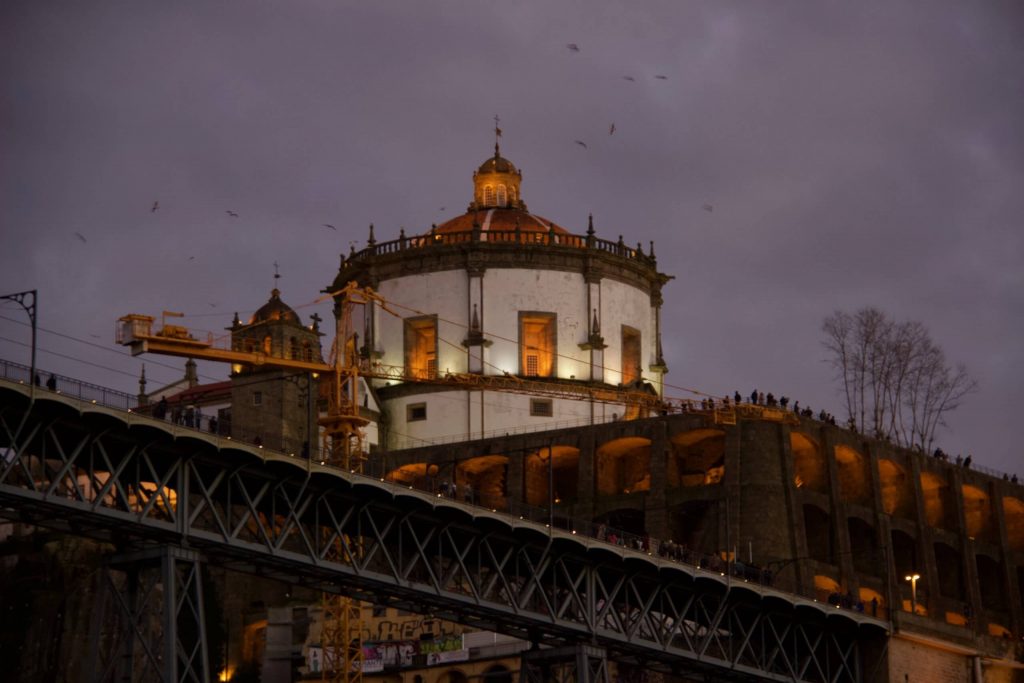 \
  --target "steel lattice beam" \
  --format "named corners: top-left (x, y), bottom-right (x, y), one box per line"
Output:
top-left (0, 385), bottom-right (888, 683)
